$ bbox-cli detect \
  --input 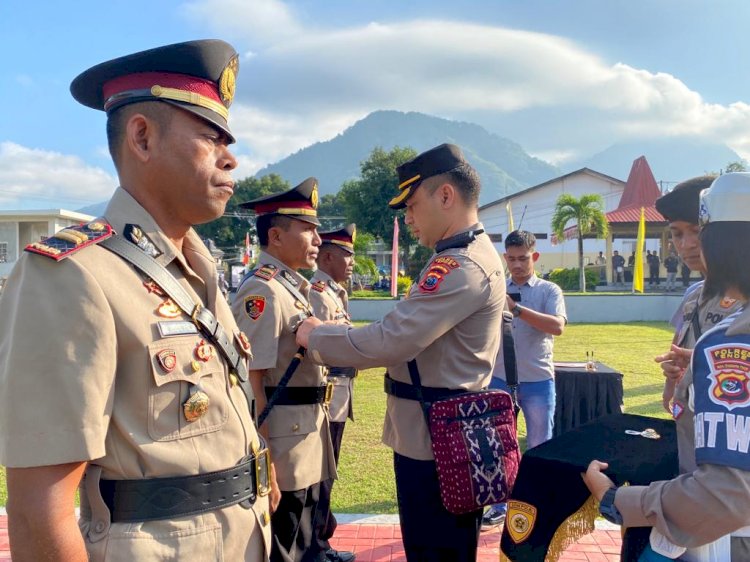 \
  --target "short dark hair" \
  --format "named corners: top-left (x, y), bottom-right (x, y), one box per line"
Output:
top-left (426, 164), bottom-right (481, 207)
top-left (701, 222), bottom-right (750, 299)
top-left (257, 214), bottom-right (293, 247)
top-left (106, 101), bottom-right (174, 169)
top-left (504, 230), bottom-right (536, 250)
